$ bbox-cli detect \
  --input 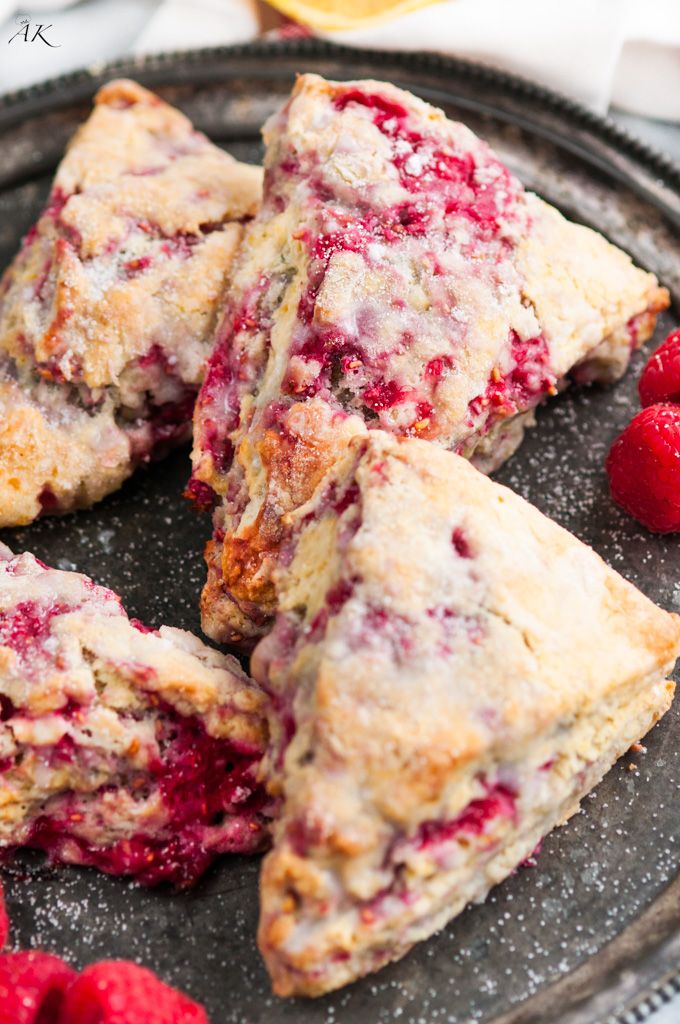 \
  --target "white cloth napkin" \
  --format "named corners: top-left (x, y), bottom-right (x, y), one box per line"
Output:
top-left (135, 0), bottom-right (258, 54)
top-left (1, 0), bottom-right (679, 119)
top-left (325, 0), bottom-right (629, 113)
top-left (612, 1), bottom-right (680, 120)
top-left (133, 0), bottom-right (680, 121)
